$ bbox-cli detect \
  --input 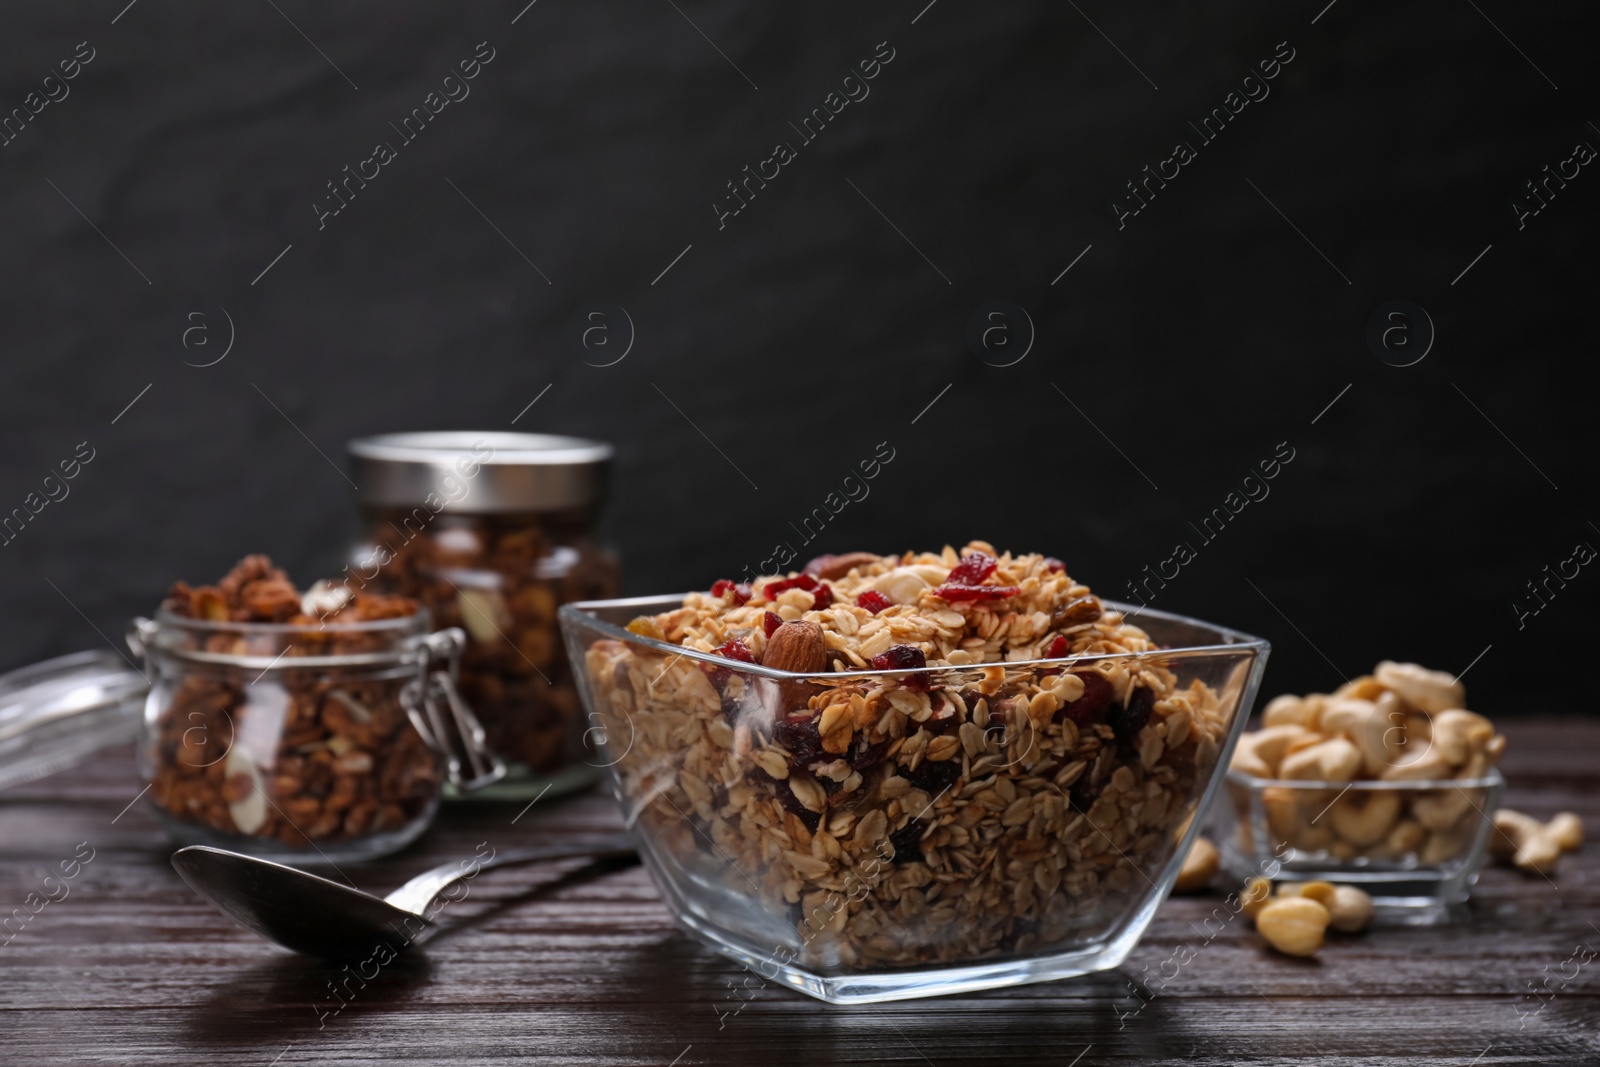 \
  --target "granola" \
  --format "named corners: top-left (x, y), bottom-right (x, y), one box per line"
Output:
top-left (144, 556), bottom-right (441, 850)
top-left (583, 542), bottom-right (1237, 970)
top-left (361, 510), bottom-right (620, 775)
